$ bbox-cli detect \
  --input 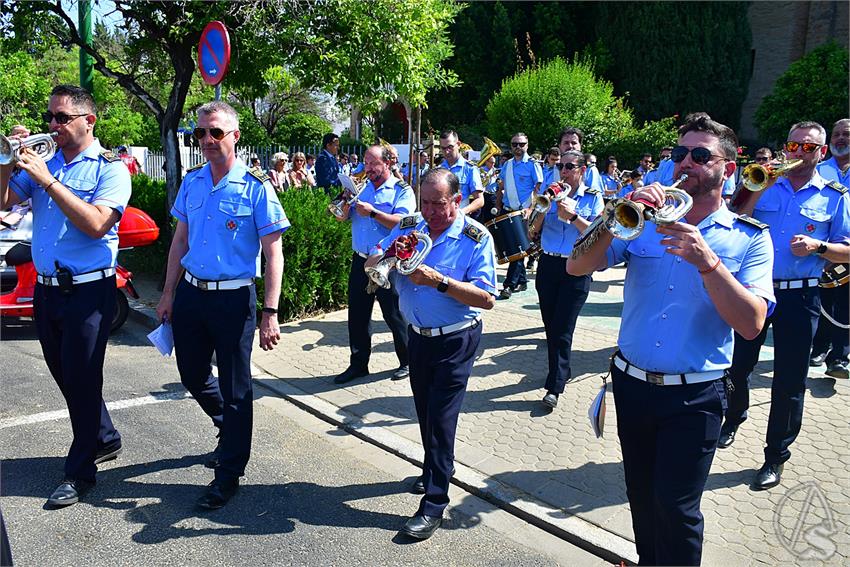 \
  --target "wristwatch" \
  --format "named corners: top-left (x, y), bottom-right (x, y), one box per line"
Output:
top-left (262, 307), bottom-right (278, 315)
top-left (569, 213), bottom-right (578, 223)
top-left (815, 241), bottom-right (828, 256)
top-left (436, 275), bottom-right (450, 293)
top-left (369, 210), bottom-right (378, 218)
